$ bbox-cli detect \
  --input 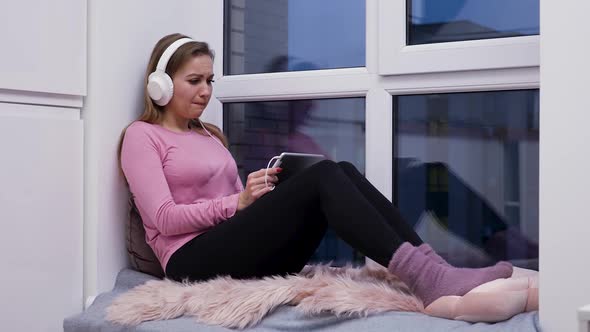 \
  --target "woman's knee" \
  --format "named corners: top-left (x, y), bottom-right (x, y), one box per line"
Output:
top-left (337, 161), bottom-right (355, 172)
top-left (301, 159), bottom-right (341, 182)
top-left (314, 159), bottom-right (357, 171)
top-left (309, 160), bottom-right (364, 180)
top-left (337, 161), bottom-right (363, 178)
top-left (311, 159), bottom-right (339, 172)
